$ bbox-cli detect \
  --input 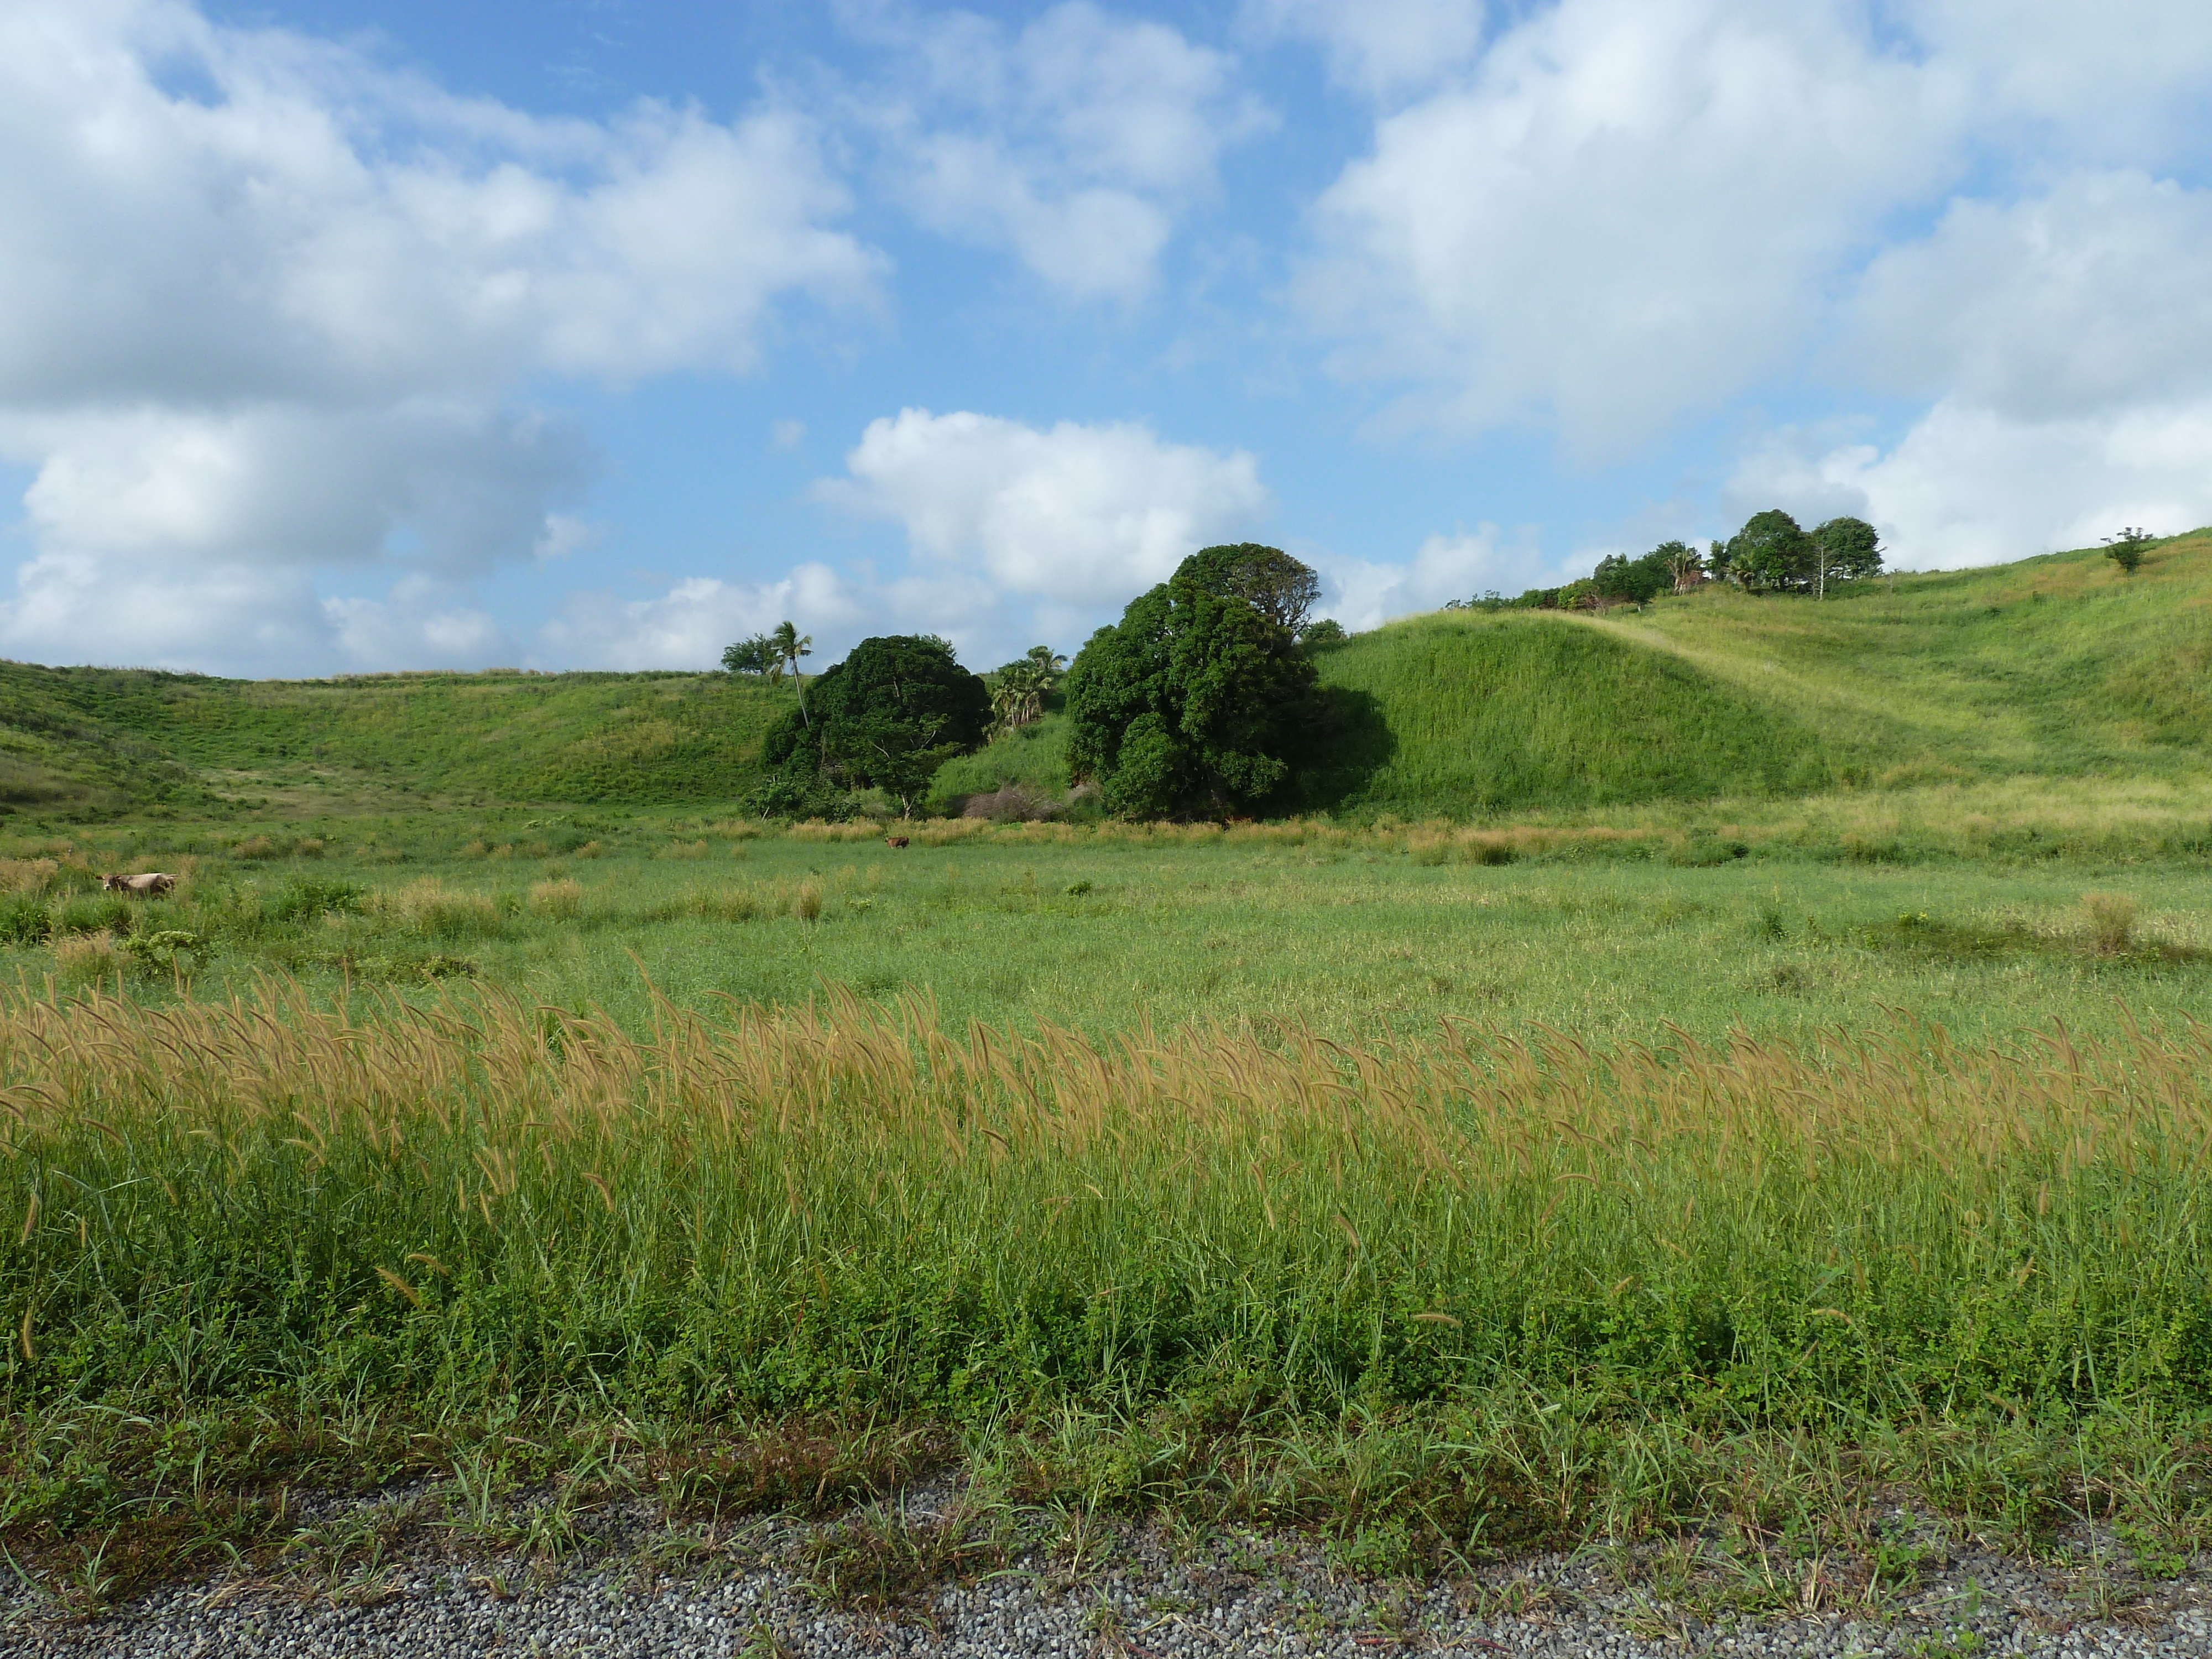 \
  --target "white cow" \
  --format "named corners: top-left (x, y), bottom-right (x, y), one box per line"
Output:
top-left (102, 872), bottom-right (178, 896)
